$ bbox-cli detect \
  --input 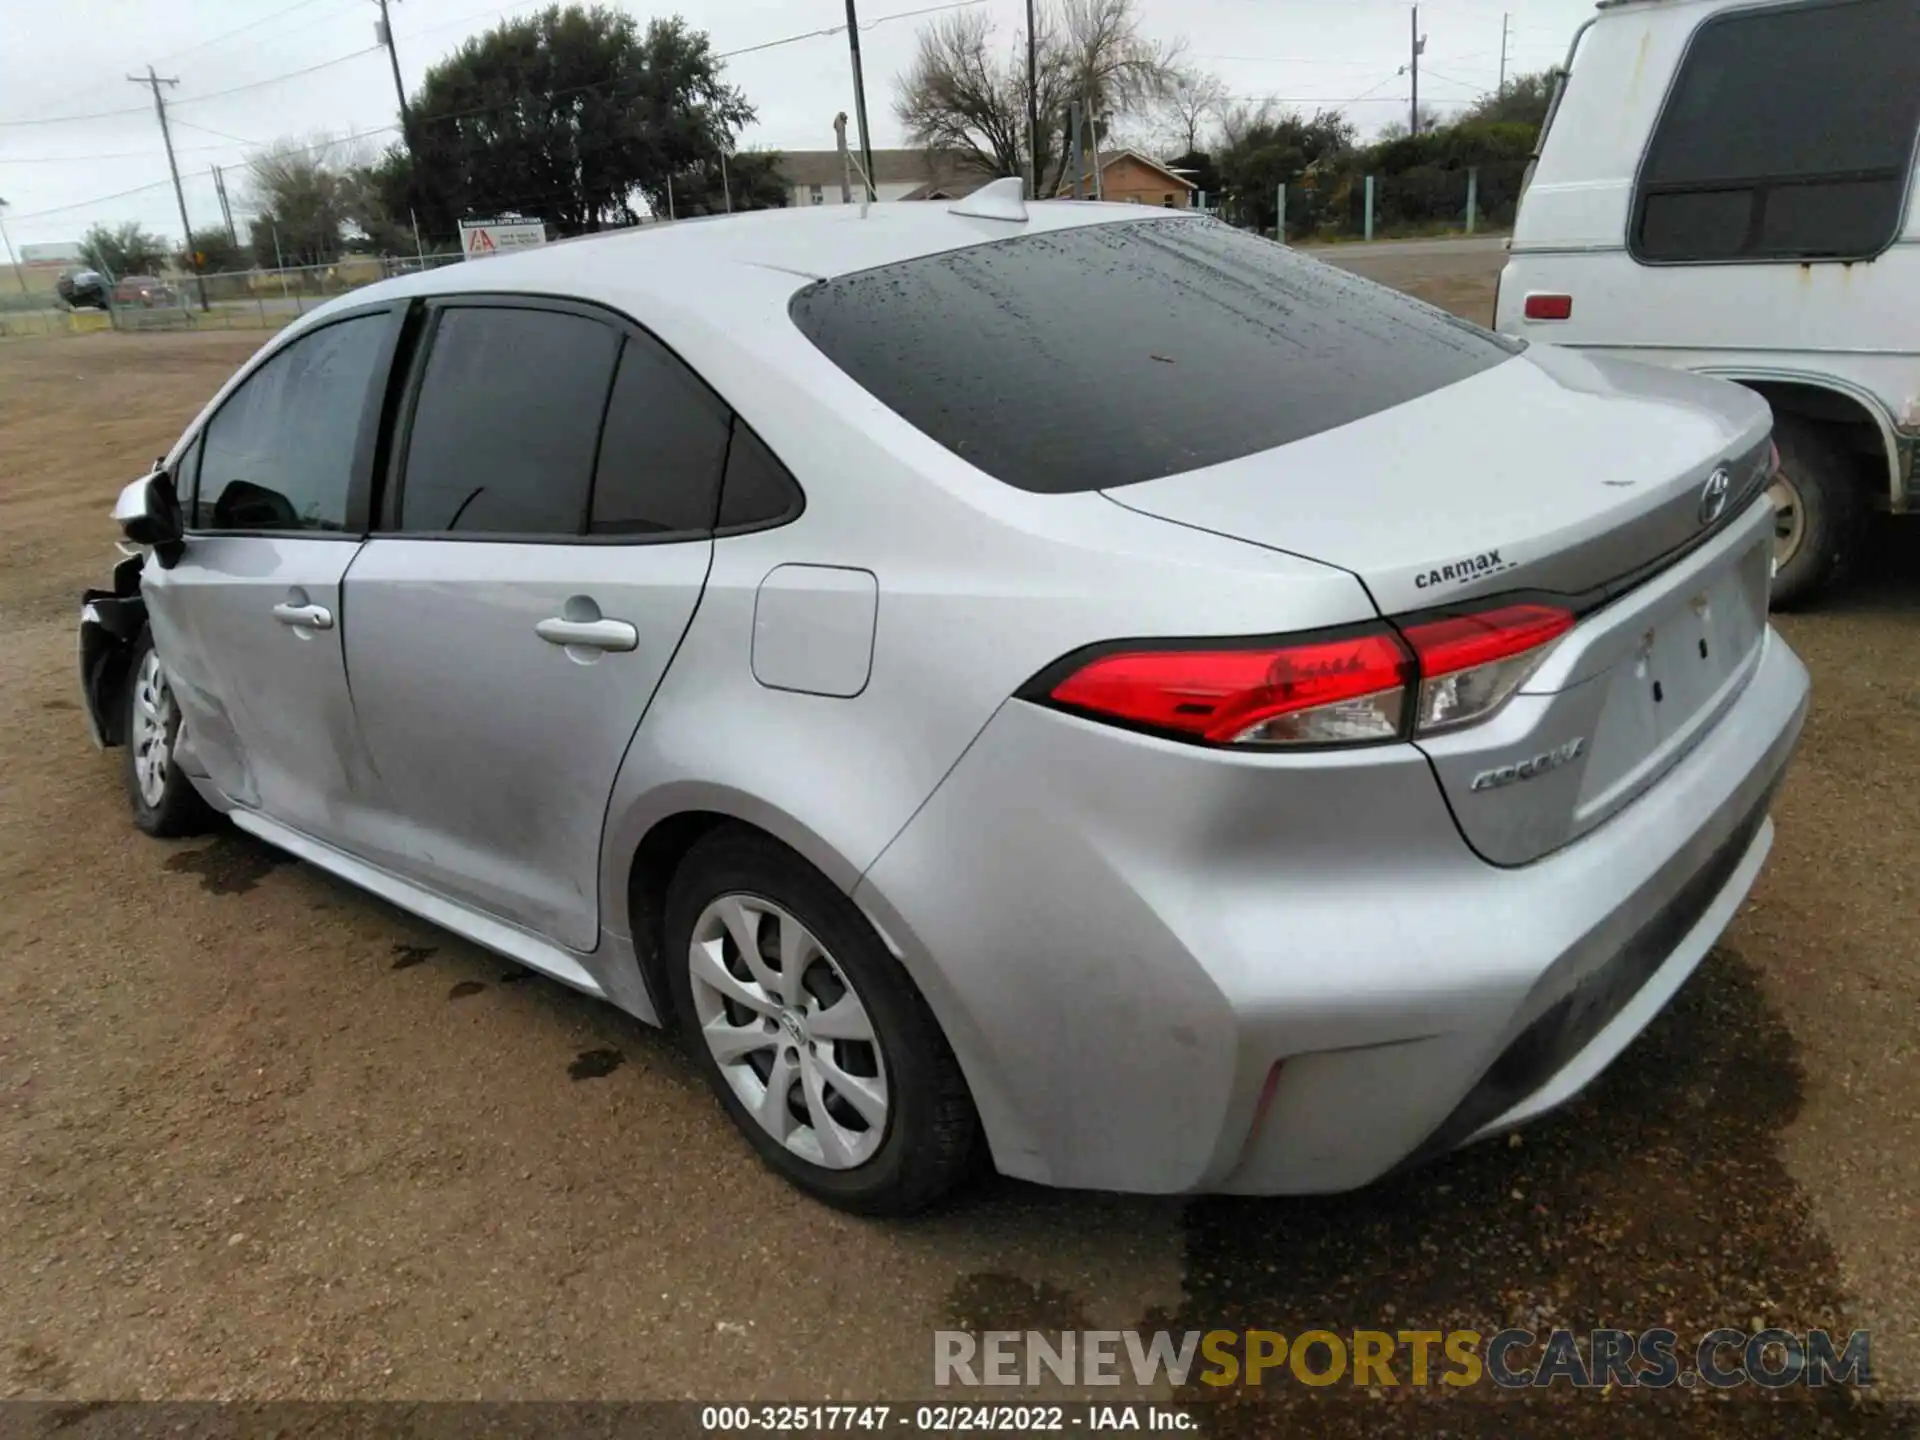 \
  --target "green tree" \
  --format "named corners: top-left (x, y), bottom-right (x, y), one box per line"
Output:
top-left (400, 5), bottom-right (755, 235)
top-left (1166, 149), bottom-right (1220, 203)
top-left (666, 148), bottom-right (789, 216)
top-left (80, 221), bottom-right (167, 278)
top-left (1463, 70), bottom-right (1556, 131)
top-left (1215, 108), bottom-right (1355, 234)
top-left (176, 227), bottom-right (250, 276)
